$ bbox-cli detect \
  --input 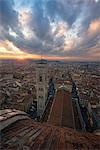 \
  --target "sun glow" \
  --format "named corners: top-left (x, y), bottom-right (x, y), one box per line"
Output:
top-left (17, 56), bottom-right (25, 60)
